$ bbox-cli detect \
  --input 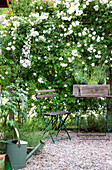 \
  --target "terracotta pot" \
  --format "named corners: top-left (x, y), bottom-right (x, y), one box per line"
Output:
top-left (0, 154), bottom-right (6, 170)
